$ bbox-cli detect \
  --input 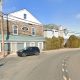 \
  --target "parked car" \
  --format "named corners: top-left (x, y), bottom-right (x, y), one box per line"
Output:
top-left (17, 47), bottom-right (40, 57)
